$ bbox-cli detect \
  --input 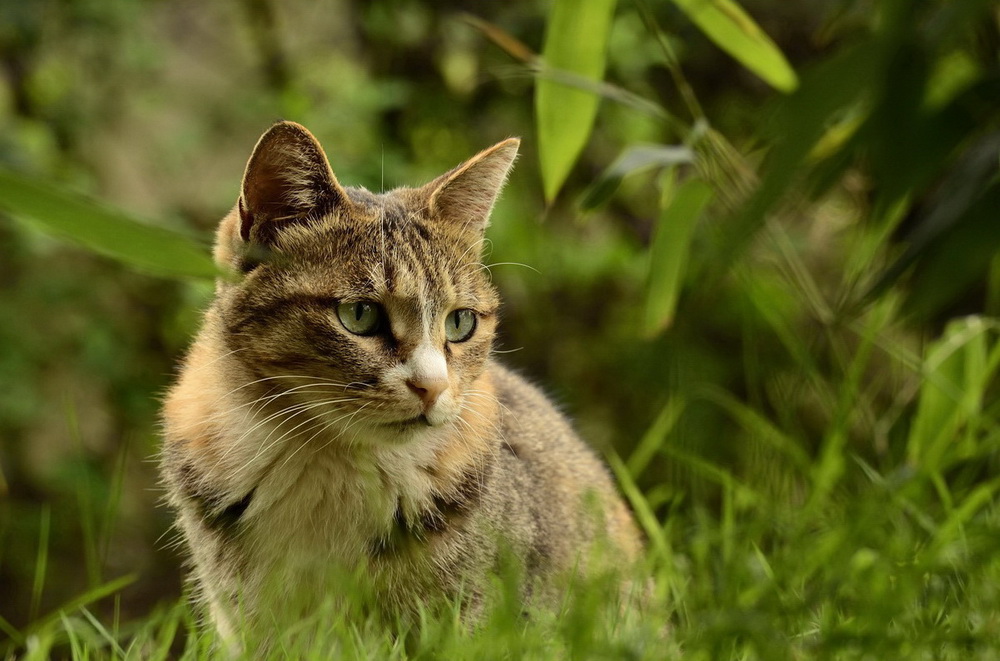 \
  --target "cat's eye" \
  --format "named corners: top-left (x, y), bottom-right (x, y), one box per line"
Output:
top-left (337, 301), bottom-right (384, 336)
top-left (444, 309), bottom-right (476, 342)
